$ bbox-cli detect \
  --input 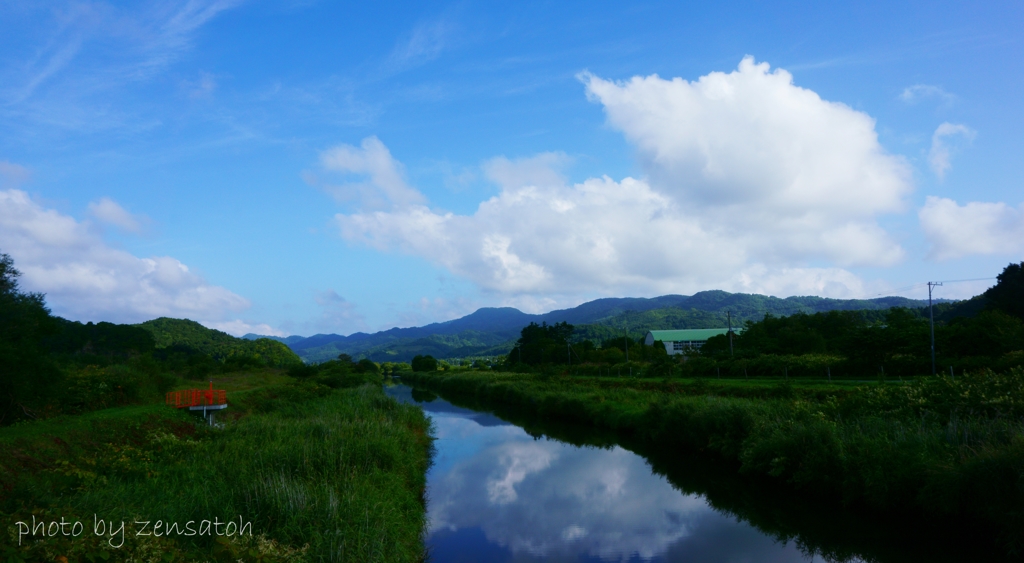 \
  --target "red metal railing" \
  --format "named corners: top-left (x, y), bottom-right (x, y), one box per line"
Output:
top-left (166, 381), bottom-right (227, 409)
